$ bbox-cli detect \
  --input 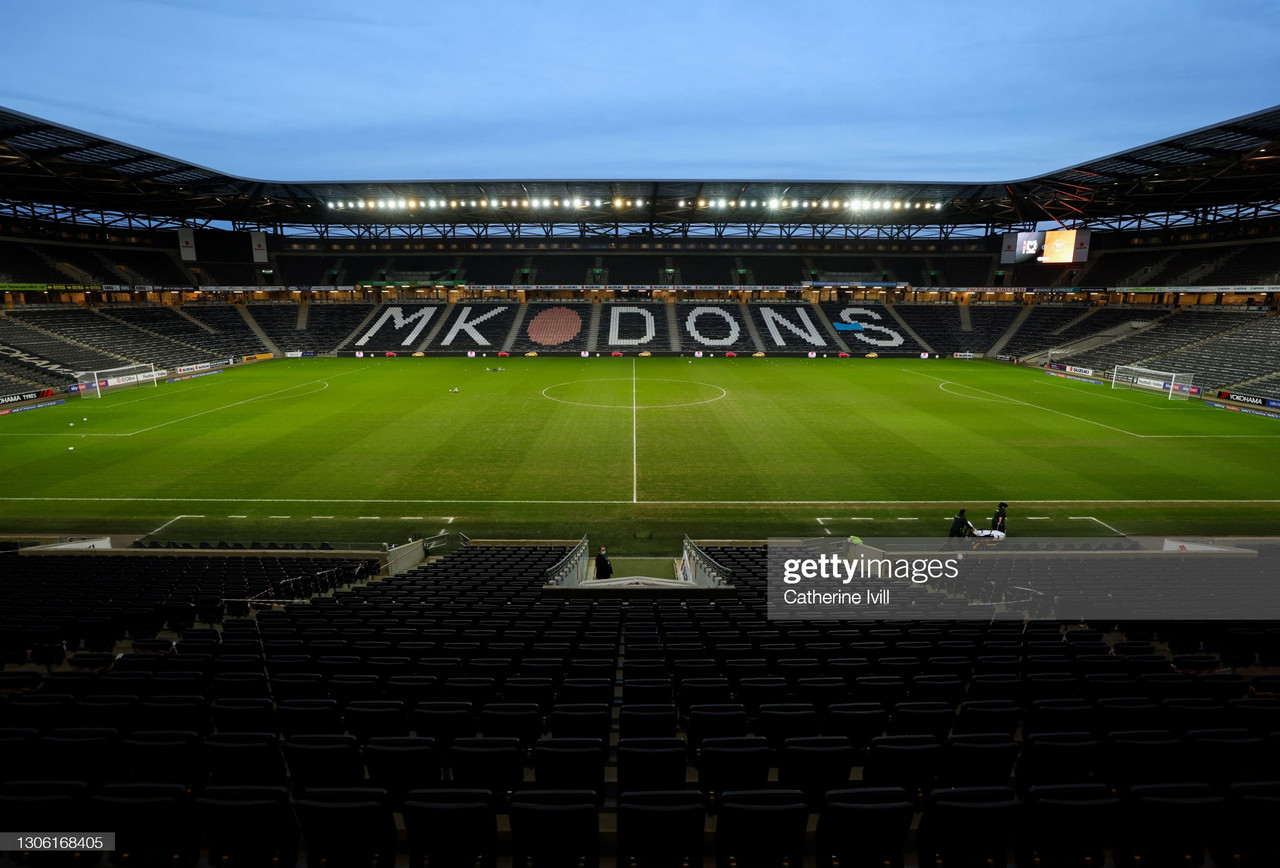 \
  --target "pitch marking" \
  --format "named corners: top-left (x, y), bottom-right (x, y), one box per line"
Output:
top-left (147, 513), bottom-right (205, 535)
top-left (1069, 515), bottom-right (1125, 536)
top-left (938, 382), bottom-right (1021, 404)
top-left (541, 377), bottom-right (727, 410)
top-left (904, 369), bottom-right (1280, 438)
top-left (632, 360), bottom-right (638, 504)
top-left (0, 369), bottom-right (364, 438)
